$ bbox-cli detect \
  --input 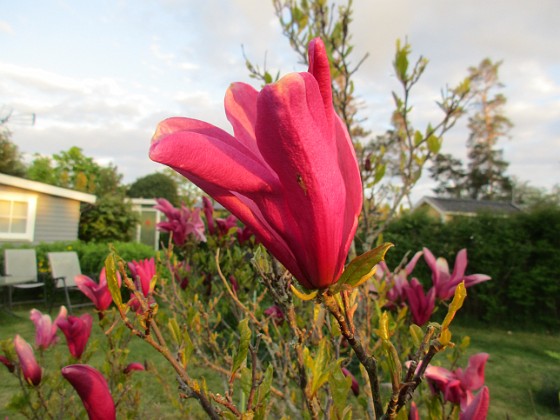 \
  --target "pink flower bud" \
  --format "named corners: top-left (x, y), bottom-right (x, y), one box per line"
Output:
top-left (14, 335), bottom-right (42, 386)
top-left (62, 364), bottom-right (116, 420)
